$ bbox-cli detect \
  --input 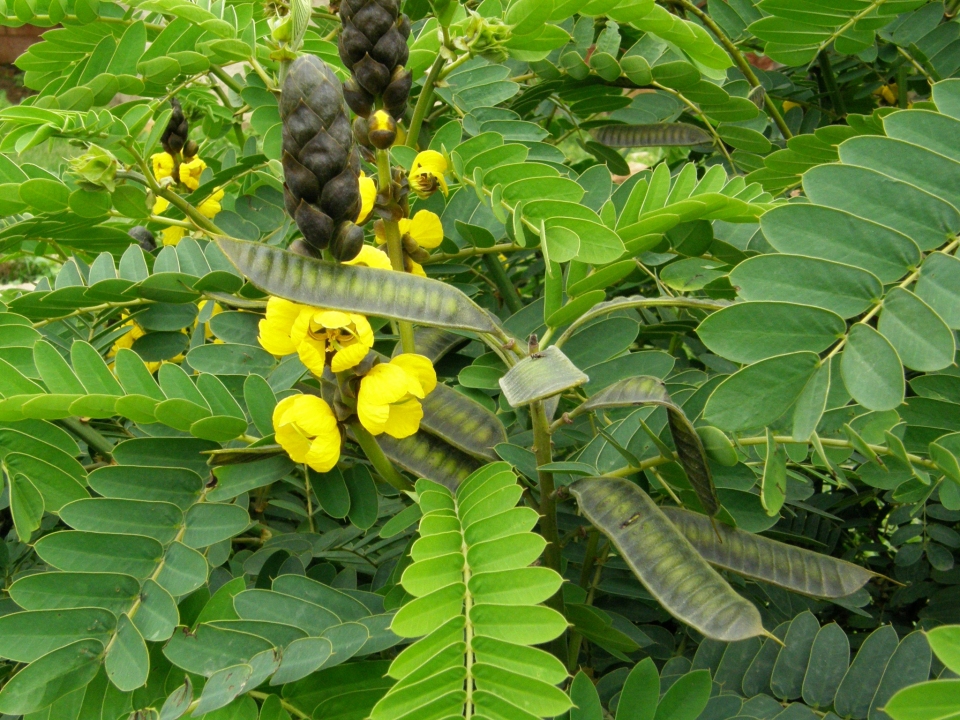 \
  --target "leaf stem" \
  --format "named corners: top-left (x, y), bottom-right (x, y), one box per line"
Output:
top-left (818, 51), bottom-right (846, 117)
top-left (421, 242), bottom-right (523, 264)
top-left (248, 692), bottom-right (312, 720)
top-left (406, 53), bottom-right (445, 150)
top-left (210, 65), bottom-right (244, 95)
top-left (57, 418), bottom-right (114, 459)
top-left (350, 422), bottom-right (413, 492)
top-left (673, 0), bottom-right (793, 140)
top-left (376, 147), bottom-right (417, 353)
top-left (482, 253), bottom-right (523, 314)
